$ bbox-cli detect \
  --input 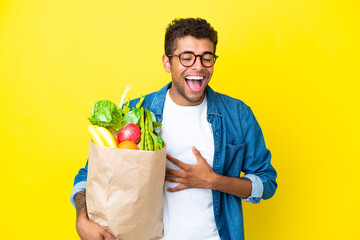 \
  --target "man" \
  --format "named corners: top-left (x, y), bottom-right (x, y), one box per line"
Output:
top-left (71, 18), bottom-right (277, 240)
